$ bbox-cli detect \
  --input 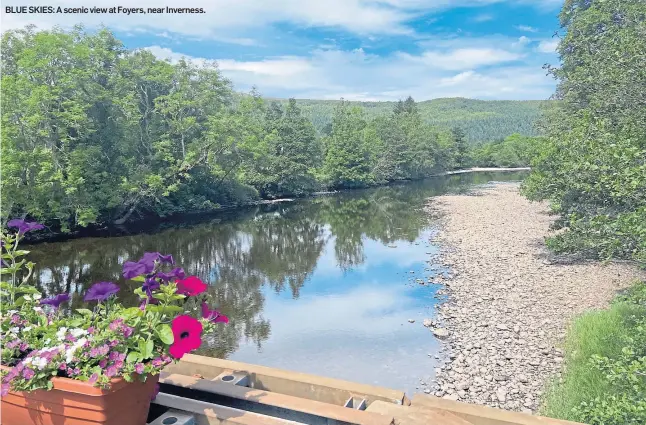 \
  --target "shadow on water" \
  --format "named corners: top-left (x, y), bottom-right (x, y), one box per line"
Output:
top-left (25, 171), bottom-right (527, 393)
